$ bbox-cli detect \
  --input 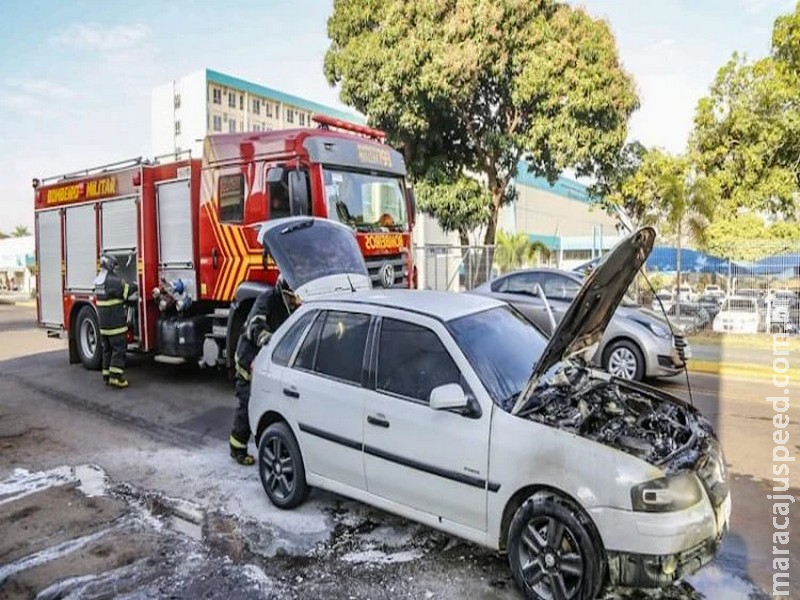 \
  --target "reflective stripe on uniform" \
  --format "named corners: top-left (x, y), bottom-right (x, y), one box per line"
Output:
top-left (96, 298), bottom-right (124, 307)
top-left (109, 366), bottom-right (124, 374)
top-left (234, 355), bottom-right (251, 381)
top-left (229, 435), bottom-right (247, 449)
top-left (102, 369), bottom-right (110, 376)
top-left (123, 282), bottom-right (130, 300)
top-left (100, 326), bottom-right (128, 336)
